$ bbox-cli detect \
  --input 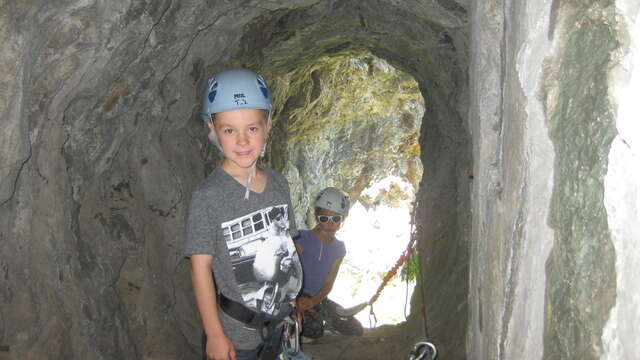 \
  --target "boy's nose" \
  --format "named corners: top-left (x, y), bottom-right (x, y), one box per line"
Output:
top-left (237, 132), bottom-right (249, 145)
